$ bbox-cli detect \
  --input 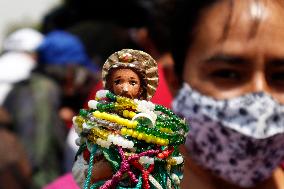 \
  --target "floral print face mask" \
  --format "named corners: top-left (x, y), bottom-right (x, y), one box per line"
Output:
top-left (173, 83), bottom-right (284, 187)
